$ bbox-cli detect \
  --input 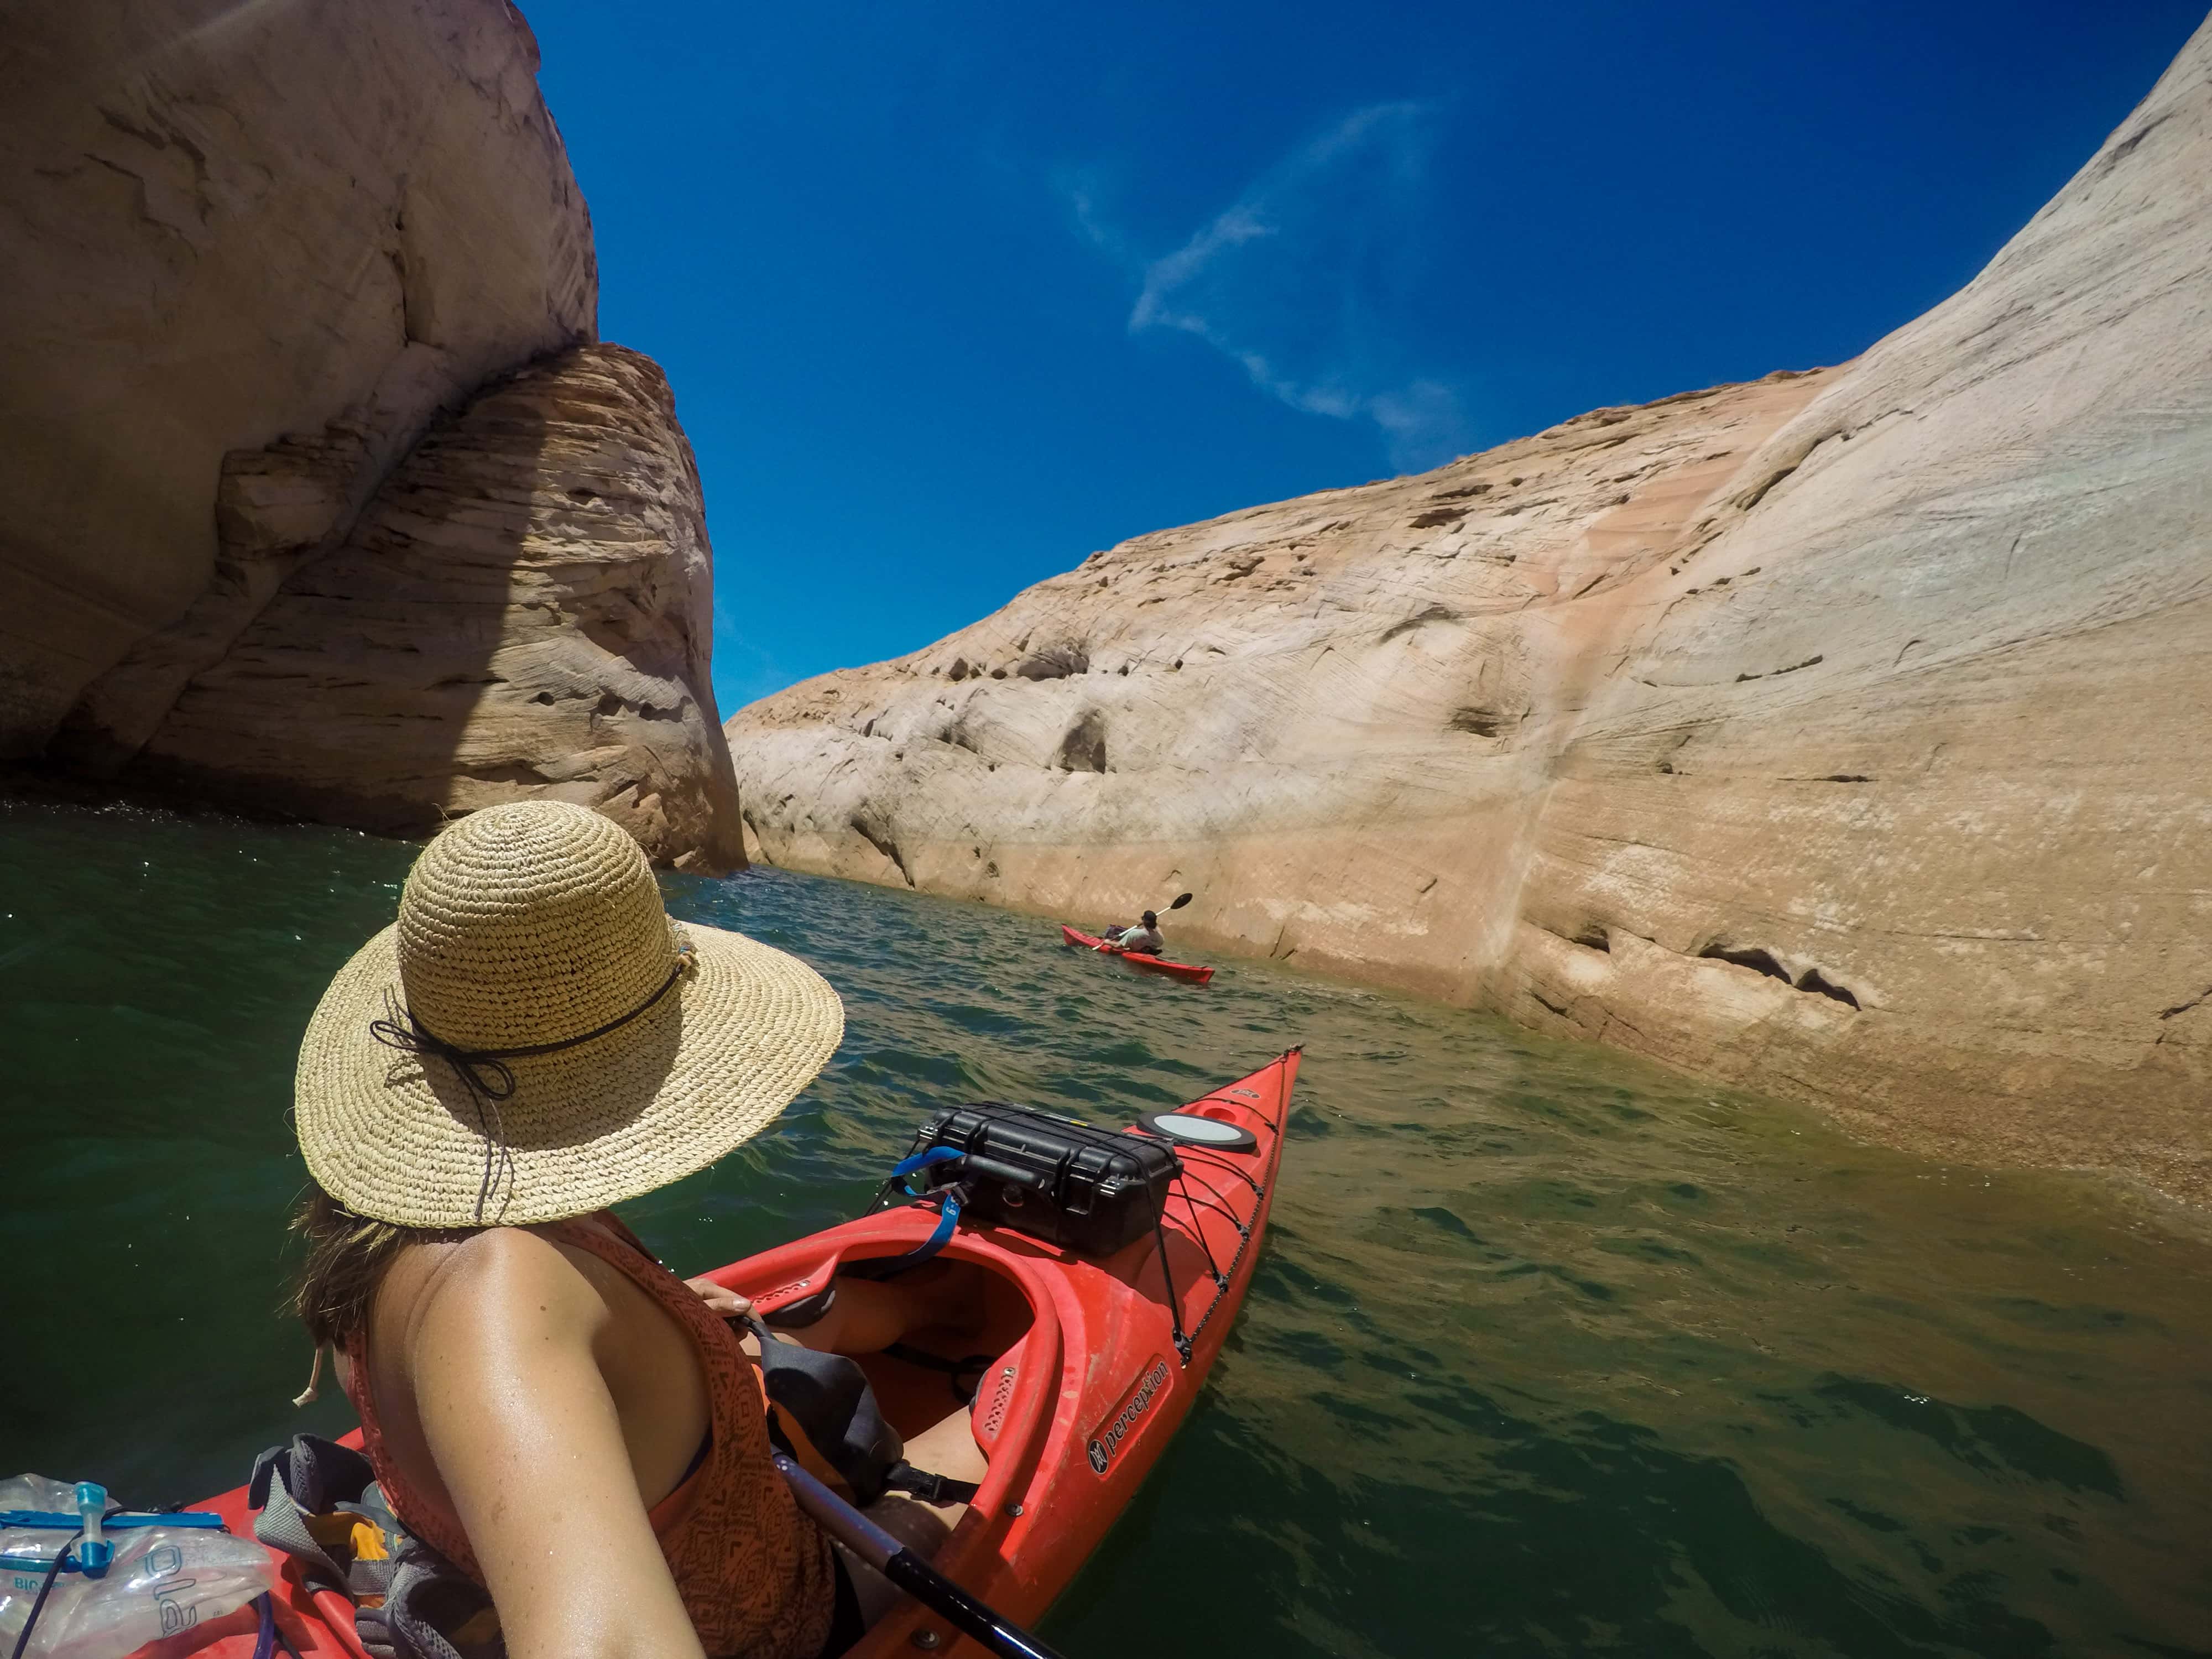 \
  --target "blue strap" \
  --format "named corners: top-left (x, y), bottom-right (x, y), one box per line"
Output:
top-left (858, 1177), bottom-right (964, 1283)
top-left (843, 1144), bottom-right (968, 1284)
top-left (890, 1145), bottom-right (964, 1188)
top-left (911, 1188), bottom-right (963, 1262)
top-left (893, 1145), bottom-right (966, 1263)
